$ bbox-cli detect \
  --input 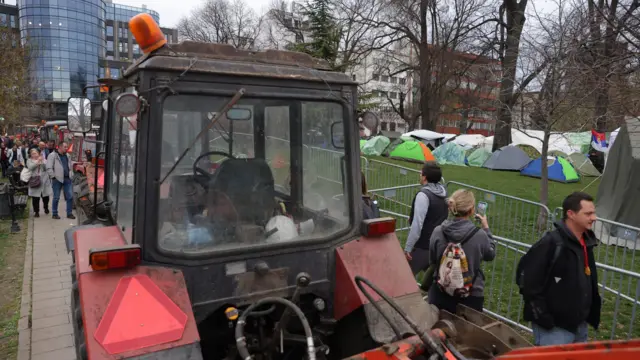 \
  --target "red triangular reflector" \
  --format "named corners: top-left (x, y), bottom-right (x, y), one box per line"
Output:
top-left (94, 274), bottom-right (188, 354)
